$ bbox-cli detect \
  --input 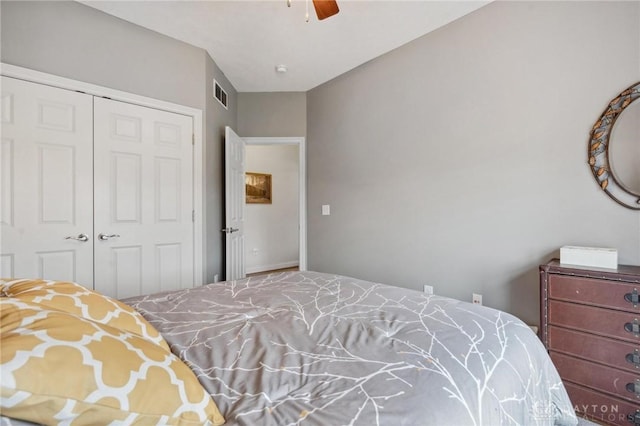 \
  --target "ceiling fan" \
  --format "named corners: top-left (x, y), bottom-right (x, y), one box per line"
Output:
top-left (311, 0), bottom-right (339, 20)
top-left (288, 0), bottom-right (340, 21)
